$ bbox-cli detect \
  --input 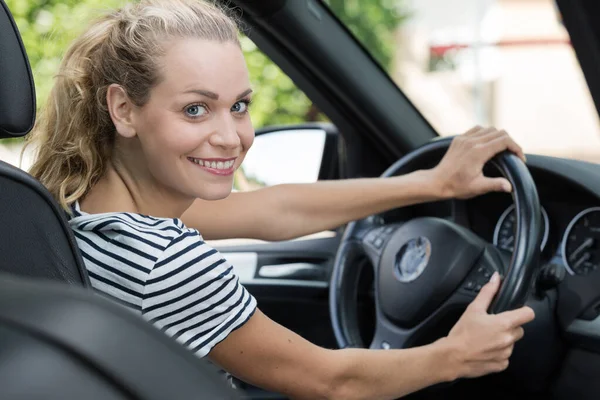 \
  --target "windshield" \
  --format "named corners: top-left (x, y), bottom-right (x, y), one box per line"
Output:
top-left (325, 0), bottom-right (600, 163)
